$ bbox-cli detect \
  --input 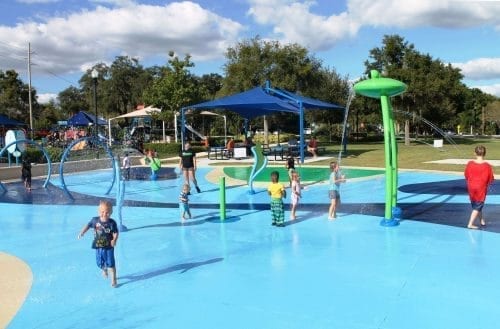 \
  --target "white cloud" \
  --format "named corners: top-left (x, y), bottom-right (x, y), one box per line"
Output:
top-left (37, 93), bottom-right (57, 104)
top-left (247, 0), bottom-right (360, 51)
top-left (0, 2), bottom-right (243, 75)
top-left (17, 0), bottom-right (60, 3)
top-left (347, 0), bottom-right (500, 29)
top-left (452, 58), bottom-right (500, 80)
top-left (473, 83), bottom-right (500, 97)
top-left (89, 0), bottom-right (136, 7)
top-left (247, 0), bottom-right (500, 51)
